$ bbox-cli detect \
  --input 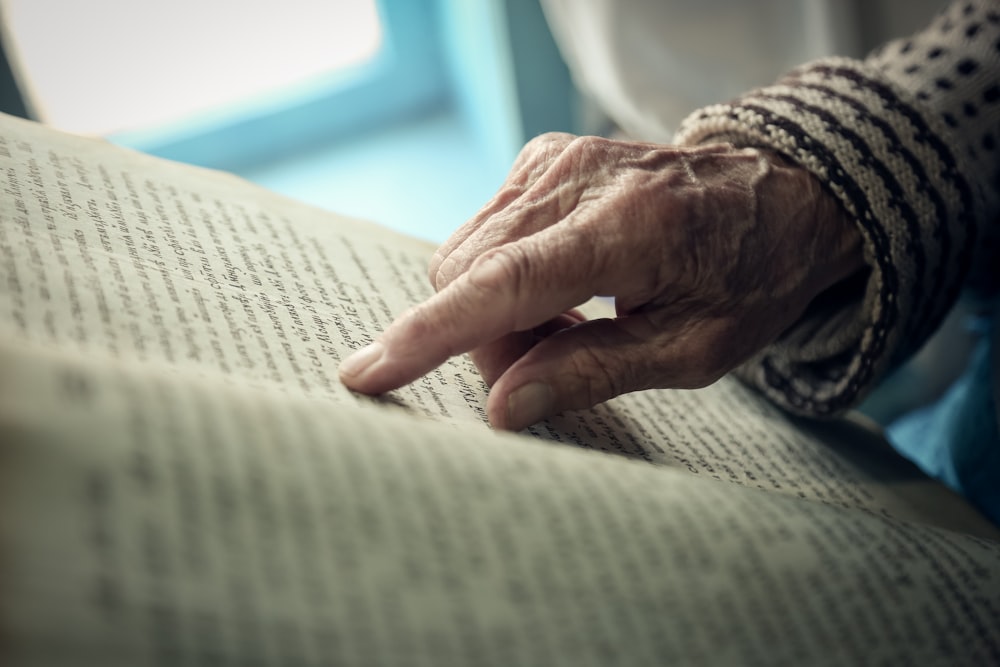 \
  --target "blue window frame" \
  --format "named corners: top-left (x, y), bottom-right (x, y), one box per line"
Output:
top-left (111, 0), bottom-right (449, 172)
